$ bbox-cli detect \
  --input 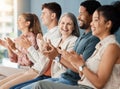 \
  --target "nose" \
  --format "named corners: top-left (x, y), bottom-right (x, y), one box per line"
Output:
top-left (63, 24), bottom-right (67, 29)
top-left (90, 21), bottom-right (93, 27)
top-left (77, 14), bottom-right (81, 21)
